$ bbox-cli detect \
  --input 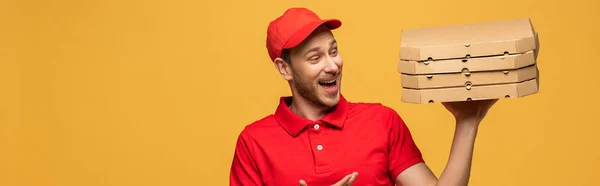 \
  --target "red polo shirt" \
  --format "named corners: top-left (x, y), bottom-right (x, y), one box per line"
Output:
top-left (229, 94), bottom-right (424, 186)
